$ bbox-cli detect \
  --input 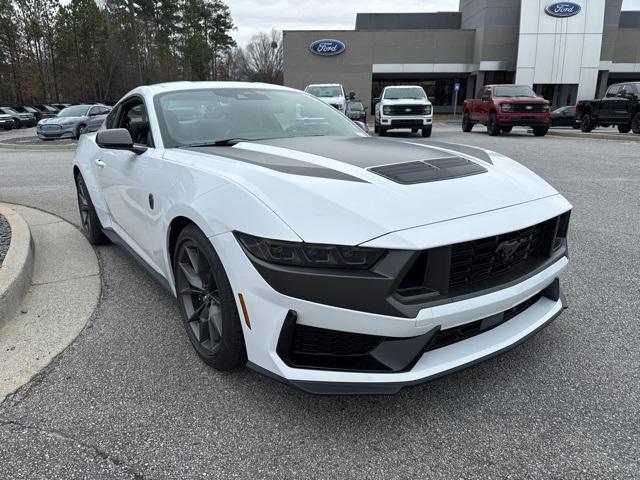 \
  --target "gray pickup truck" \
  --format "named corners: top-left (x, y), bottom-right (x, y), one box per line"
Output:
top-left (576, 82), bottom-right (640, 134)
